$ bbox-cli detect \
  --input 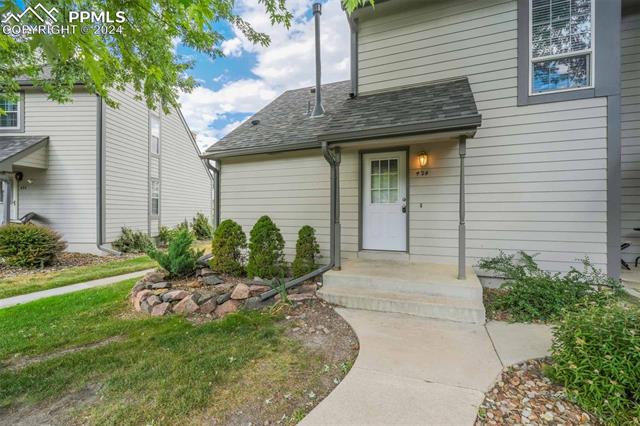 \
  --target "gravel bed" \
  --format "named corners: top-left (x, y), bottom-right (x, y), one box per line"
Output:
top-left (476, 359), bottom-right (598, 425)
